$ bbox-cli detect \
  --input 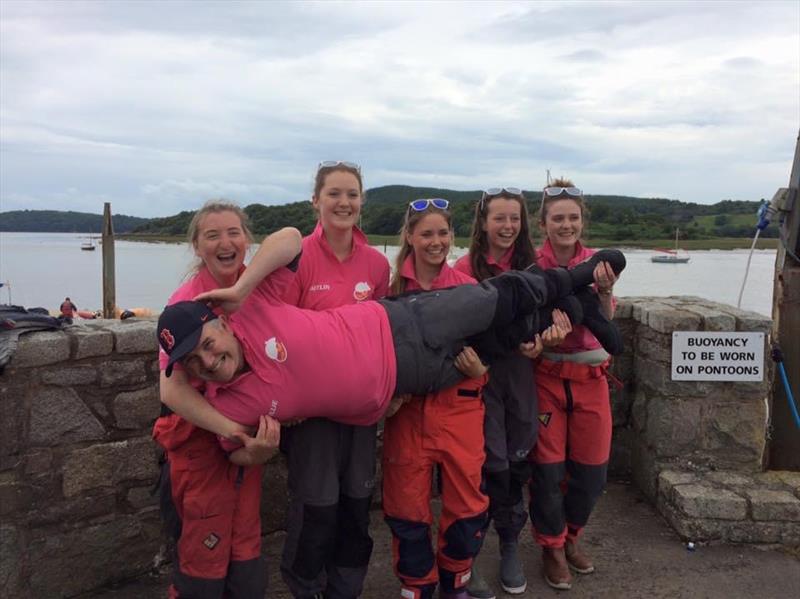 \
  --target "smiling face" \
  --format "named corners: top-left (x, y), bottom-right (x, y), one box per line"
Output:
top-left (540, 198), bottom-right (584, 253)
top-left (407, 211), bottom-right (452, 272)
top-left (312, 169), bottom-right (363, 233)
top-left (193, 210), bottom-right (248, 286)
top-left (482, 197), bottom-right (522, 256)
top-left (181, 319), bottom-right (243, 383)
